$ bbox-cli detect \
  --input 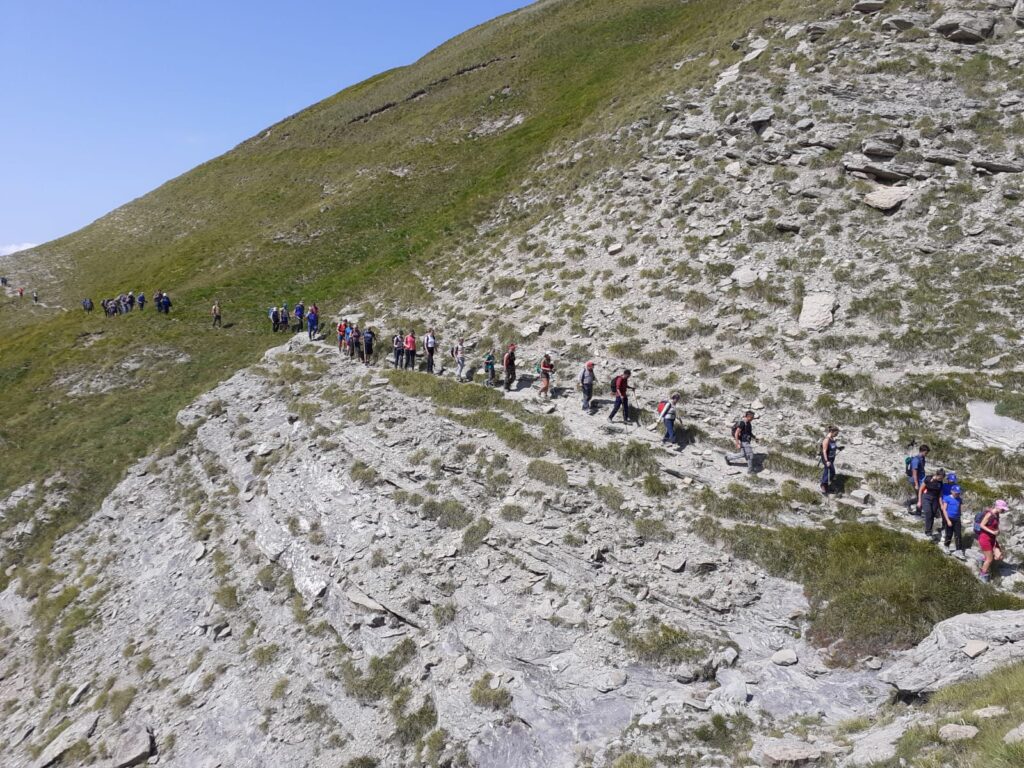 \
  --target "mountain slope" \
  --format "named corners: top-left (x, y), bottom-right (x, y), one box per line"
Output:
top-left (4, 0), bottom-right (1024, 766)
